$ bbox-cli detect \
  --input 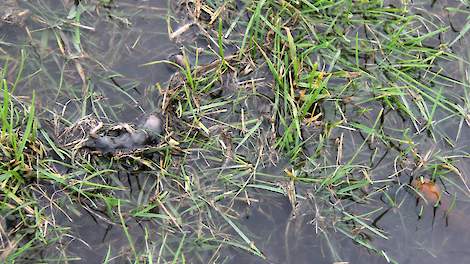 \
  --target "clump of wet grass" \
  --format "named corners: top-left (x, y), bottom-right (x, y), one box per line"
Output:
top-left (0, 70), bottom-right (59, 262)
